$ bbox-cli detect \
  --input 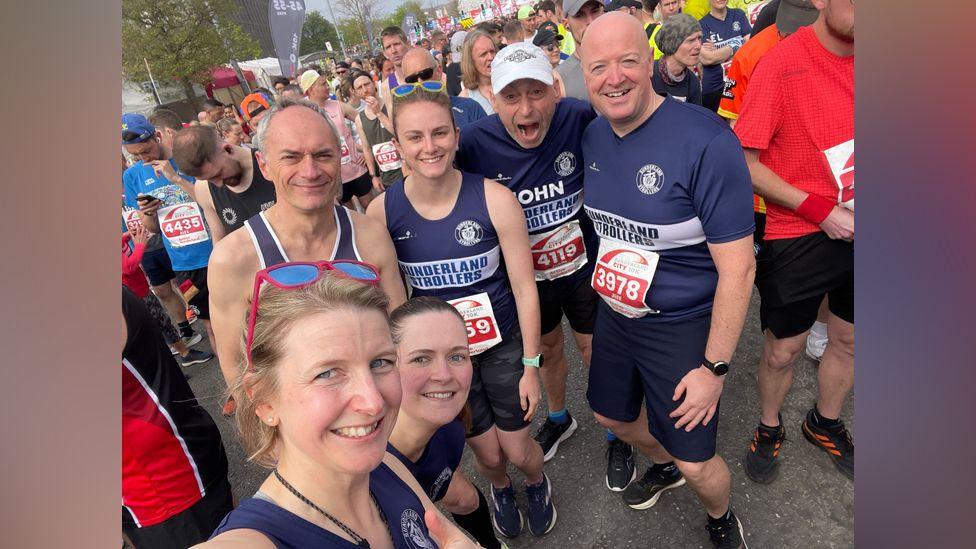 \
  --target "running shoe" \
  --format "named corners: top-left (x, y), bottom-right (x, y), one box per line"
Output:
top-left (533, 414), bottom-right (578, 462)
top-left (706, 509), bottom-right (748, 549)
top-left (801, 409), bottom-right (853, 480)
top-left (490, 477), bottom-right (523, 538)
top-left (524, 474), bottom-right (557, 536)
top-left (805, 331), bottom-right (827, 361)
top-left (605, 438), bottom-right (636, 491)
top-left (179, 349), bottom-right (213, 367)
top-left (186, 308), bottom-right (198, 324)
top-left (621, 463), bottom-right (686, 509)
top-left (744, 420), bottom-right (786, 484)
top-left (221, 395), bottom-right (237, 417)
top-left (182, 332), bottom-right (203, 348)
